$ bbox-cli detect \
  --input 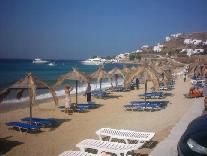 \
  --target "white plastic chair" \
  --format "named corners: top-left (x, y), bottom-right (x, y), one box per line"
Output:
top-left (96, 128), bottom-right (155, 144)
top-left (76, 139), bottom-right (144, 156)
